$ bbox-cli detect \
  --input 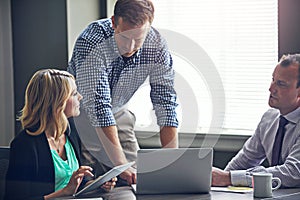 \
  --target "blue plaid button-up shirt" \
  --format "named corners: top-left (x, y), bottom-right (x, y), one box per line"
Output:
top-left (68, 19), bottom-right (178, 128)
